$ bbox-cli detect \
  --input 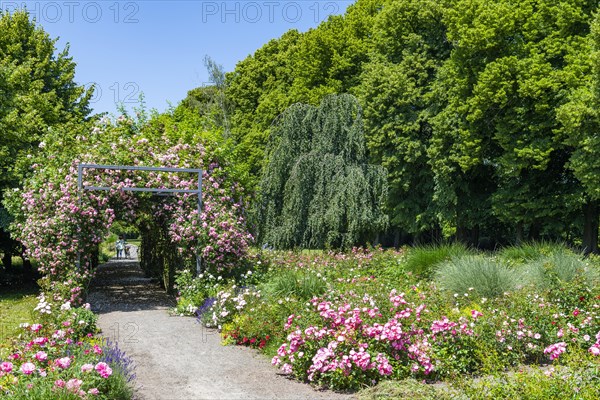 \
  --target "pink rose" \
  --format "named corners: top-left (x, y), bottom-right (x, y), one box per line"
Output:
top-left (54, 379), bottom-right (66, 388)
top-left (95, 362), bottom-right (112, 378)
top-left (1, 361), bottom-right (14, 373)
top-left (20, 362), bottom-right (36, 375)
top-left (66, 378), bottom-right (82, 392)
top-left (56, 357), bottom-right (71, 369)
top-left (81, 363), bottom-right (94, 372)
top-left (35, 351), bottom-right (47, 362)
